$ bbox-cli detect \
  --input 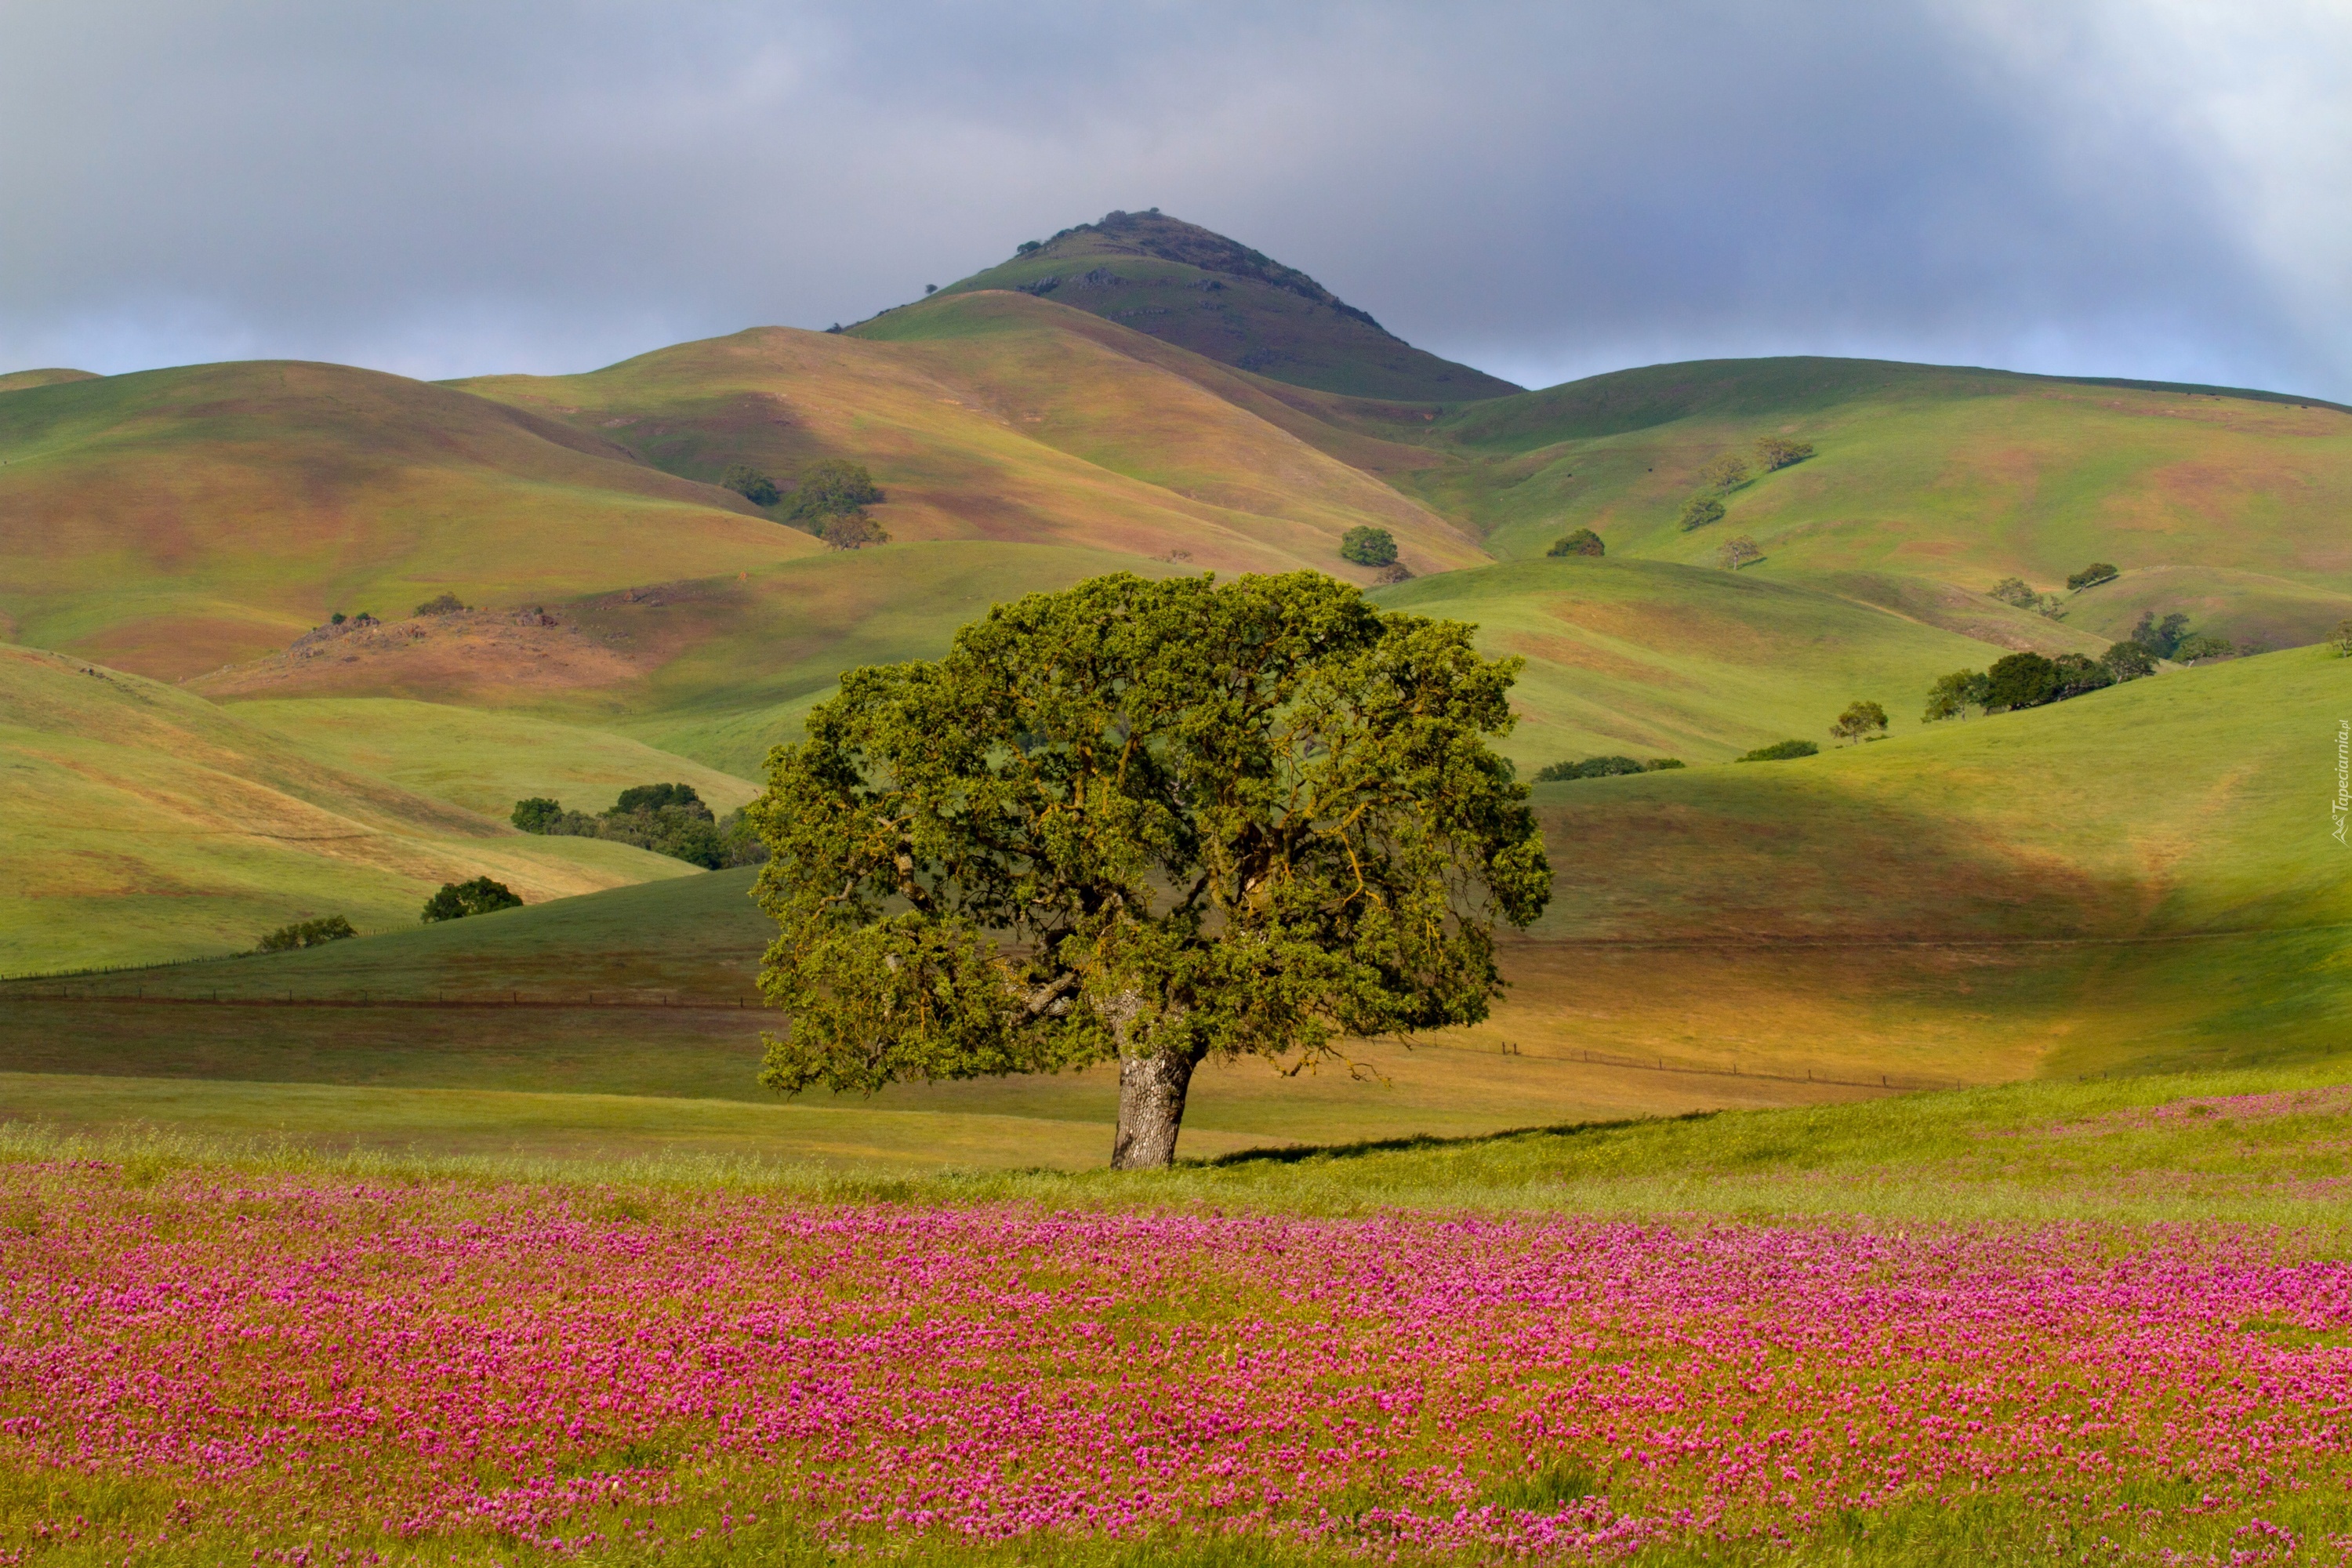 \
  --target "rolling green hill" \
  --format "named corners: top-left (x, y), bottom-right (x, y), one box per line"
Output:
top-left (1396, 357), bottom-right (2352, 652)
top-left (910, 208), bottom-right (1521, 403)
top-left (0, 643), bottom-right (703, 975)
